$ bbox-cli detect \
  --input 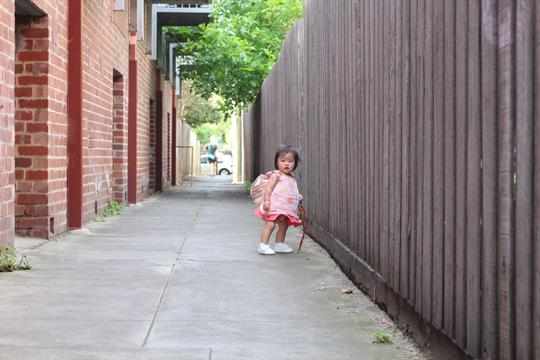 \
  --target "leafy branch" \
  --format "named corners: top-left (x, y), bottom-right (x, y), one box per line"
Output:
top-left (165, 0), bottom-right (305, 116)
